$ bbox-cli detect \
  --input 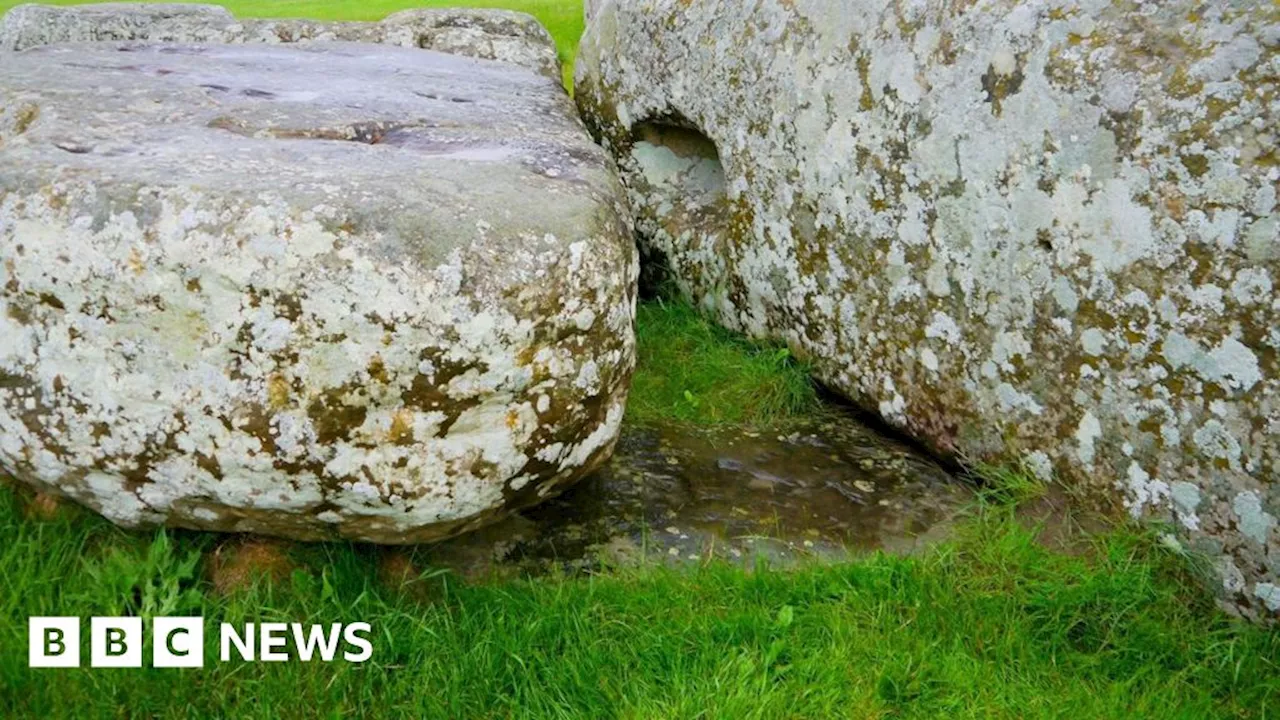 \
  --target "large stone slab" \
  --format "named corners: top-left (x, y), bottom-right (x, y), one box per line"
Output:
top-left (0, 3), bottom-right (561, 80)
top-left (416, 414), bottom-right (967, 579)
top-left (0, 39), bottom-right (636, 543)
top-left (577, 0), bottom-right (1279, 618)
